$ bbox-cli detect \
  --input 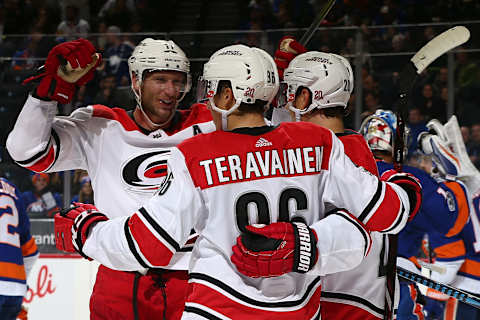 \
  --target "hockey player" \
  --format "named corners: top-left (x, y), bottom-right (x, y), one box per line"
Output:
top-left (0, 176), bottom-right (39, 320)
top-left (418, 116), bottom-right (480, 319)
top-left (271, 36), bottom-right (397, 319)
top-left (6, 38), bottom-right (215, 319)
top-left (53, 44), bottom-right (421, 319)
top-left (361, 111), bottom-right (472, 320)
